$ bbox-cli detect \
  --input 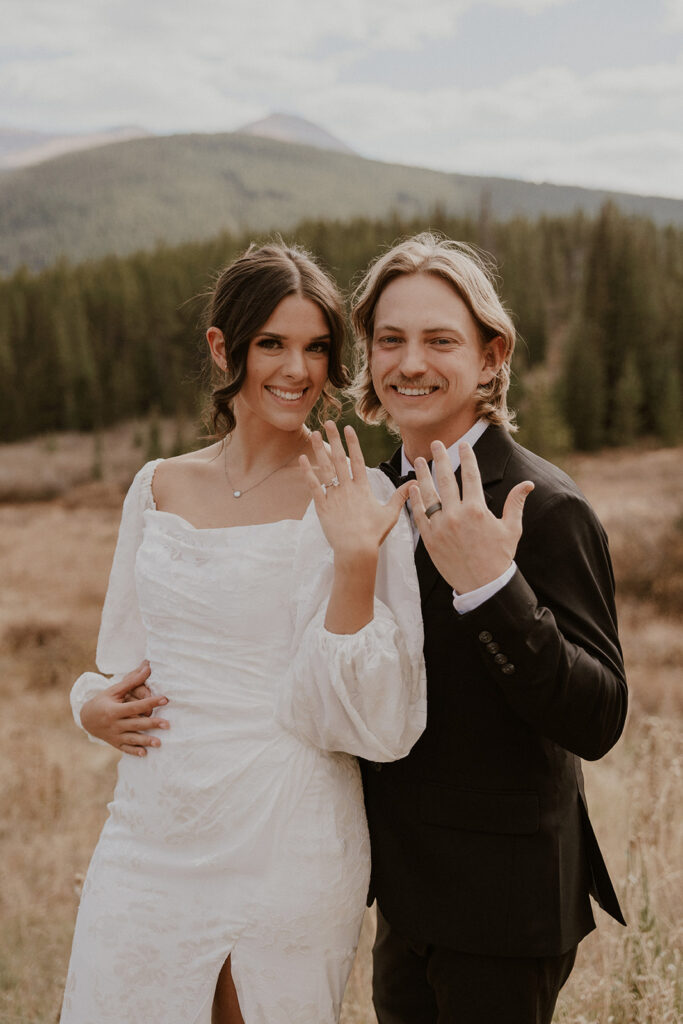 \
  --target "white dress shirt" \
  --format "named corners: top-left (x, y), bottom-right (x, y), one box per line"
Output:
top-left (400, 419), bottom-right (516, 614)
